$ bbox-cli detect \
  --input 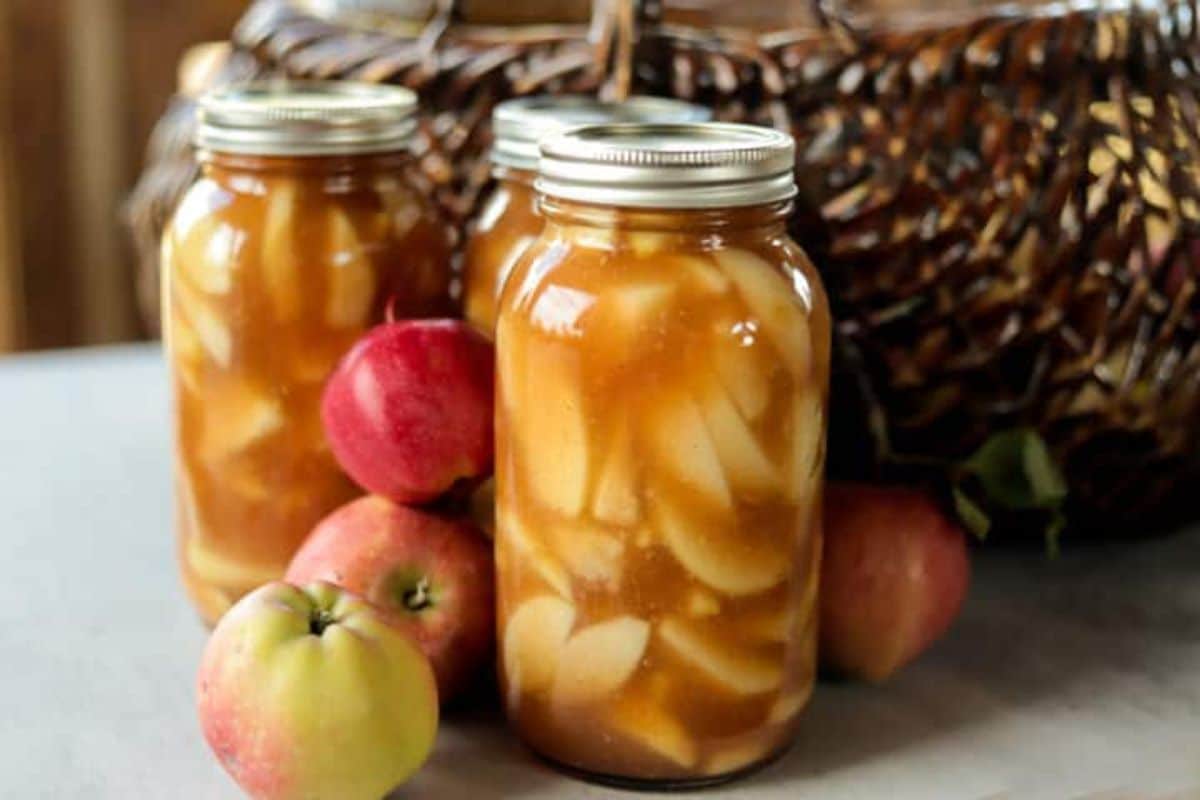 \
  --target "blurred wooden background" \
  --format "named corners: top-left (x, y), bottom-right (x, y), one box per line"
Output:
top-left (0, 0), bottom-right (247, 353)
